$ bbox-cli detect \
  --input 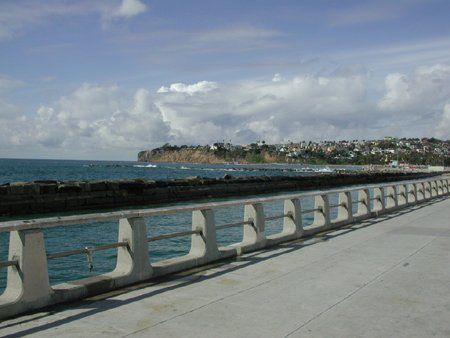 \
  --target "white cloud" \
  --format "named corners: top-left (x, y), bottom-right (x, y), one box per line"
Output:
top-left (0, 0), bottom-right (147, 40)
top-left (0, 83), bottom-right (169, 153)
top-left (378, 64), bottom-right (450, 112)
top-left (272, 73), bottom-right (282, 82)
top-left (155, 75), bottom-right (373, 144)
top-left (436, 104), bottom-right (450, 139)
top-left (157, 81), bottom-right (218, 95)
top-left (113, 0), bottom-right (147, 19)
top-left (1, 64), bottom-right (449, 159)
